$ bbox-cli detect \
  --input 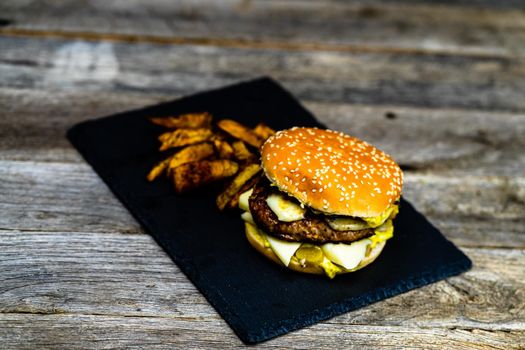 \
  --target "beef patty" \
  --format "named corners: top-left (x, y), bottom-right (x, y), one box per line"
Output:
top-left (249, 179), bottom-right (374, 243)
